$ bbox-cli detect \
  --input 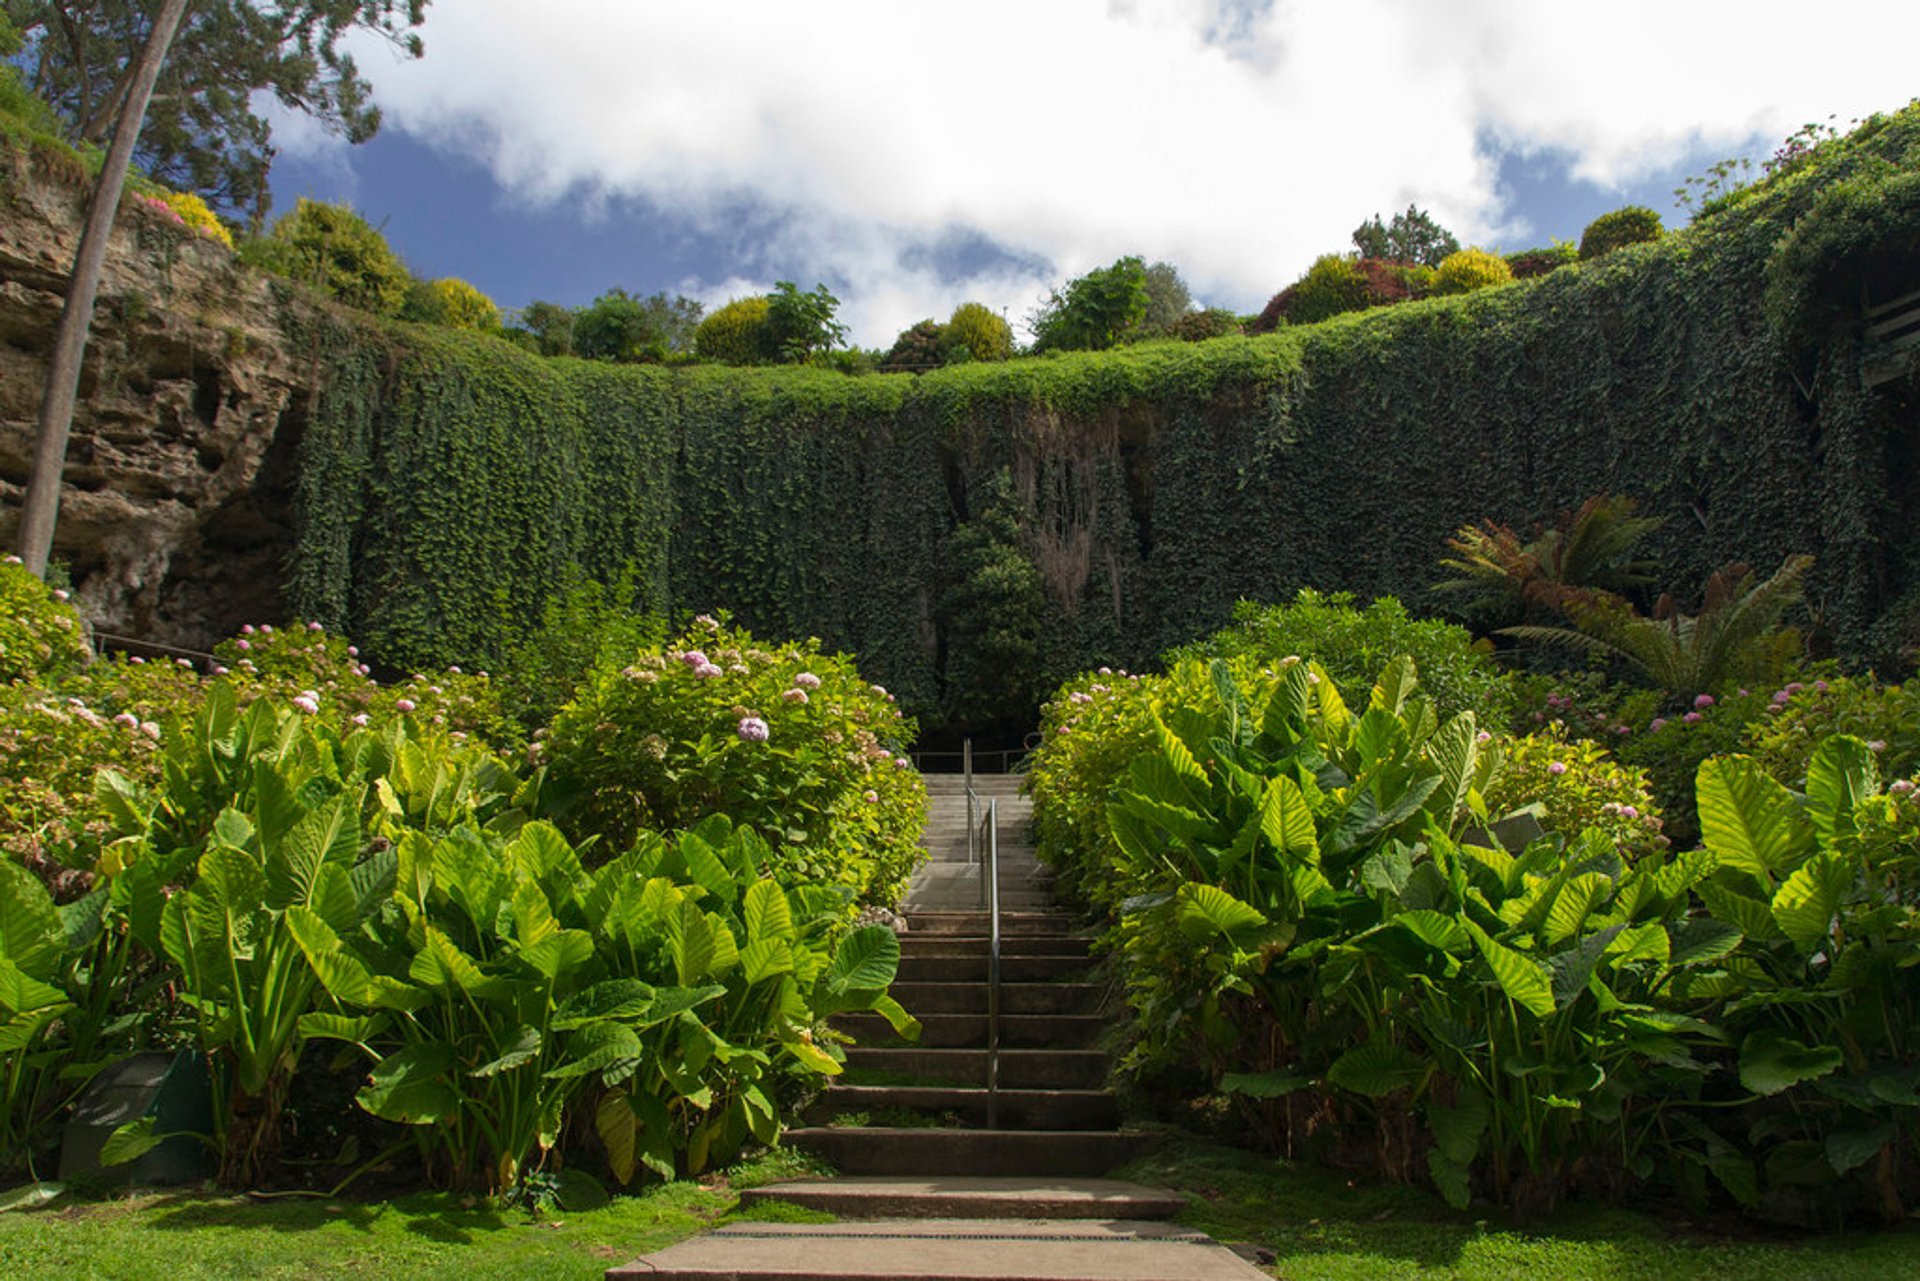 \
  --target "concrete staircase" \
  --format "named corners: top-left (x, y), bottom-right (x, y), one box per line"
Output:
top-left (609, 774), bottom-right (1266, 1280)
